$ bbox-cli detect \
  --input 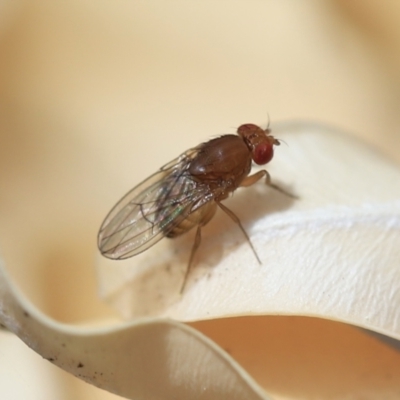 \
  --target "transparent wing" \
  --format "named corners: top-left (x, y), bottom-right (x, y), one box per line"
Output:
top-left (98, 149), bottom-right (213, 260)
